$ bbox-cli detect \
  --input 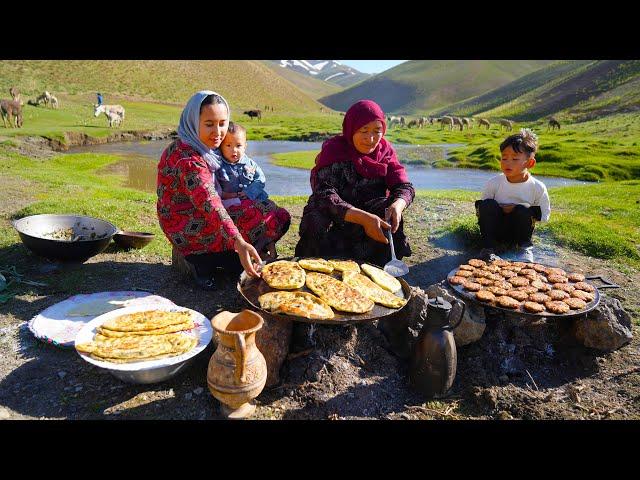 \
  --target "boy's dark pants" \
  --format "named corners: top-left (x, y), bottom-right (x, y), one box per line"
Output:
top-left (475, 199), bottom-right (541, 249)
